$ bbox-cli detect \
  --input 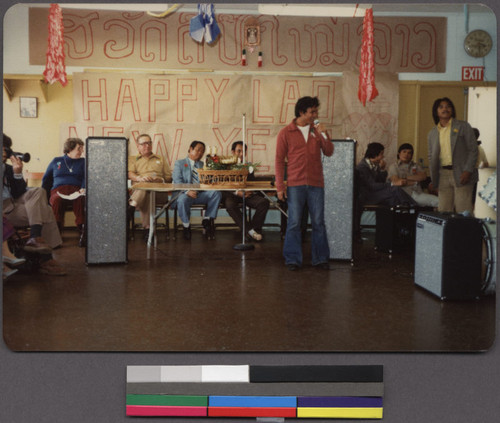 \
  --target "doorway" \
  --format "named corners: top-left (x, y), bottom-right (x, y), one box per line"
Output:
top-left (468, 85), bottom-right (497, 219)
